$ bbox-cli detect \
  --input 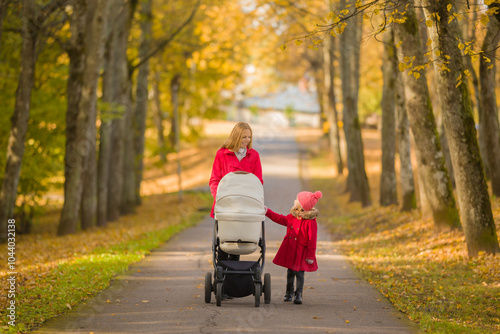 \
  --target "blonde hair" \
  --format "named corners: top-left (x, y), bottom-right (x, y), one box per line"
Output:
top-left (221, 122), bottom-right (253, 151)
